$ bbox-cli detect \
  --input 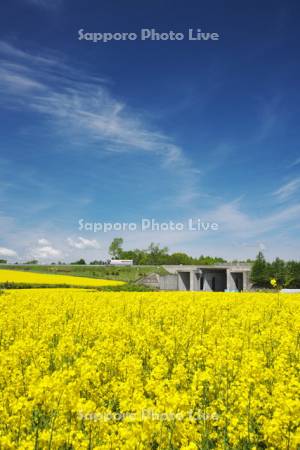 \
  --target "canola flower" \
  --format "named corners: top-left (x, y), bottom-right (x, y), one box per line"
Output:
top-left (0, 289), bottom-right (299, 449)
top-left (0, 269), bottom-right (125, 287)
top-left (270, 278), bottom-right (278, 288)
